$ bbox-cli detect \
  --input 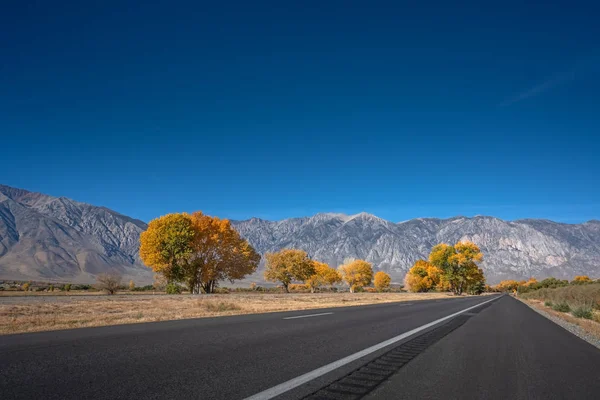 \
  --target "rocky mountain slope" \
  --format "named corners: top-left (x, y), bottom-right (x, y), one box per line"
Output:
top-left (232, 213), bottom-right (600, 283)
top-left (0, 184), bottom-right (151, 283)
top-left (1, 184), bottom-right (599, 284)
